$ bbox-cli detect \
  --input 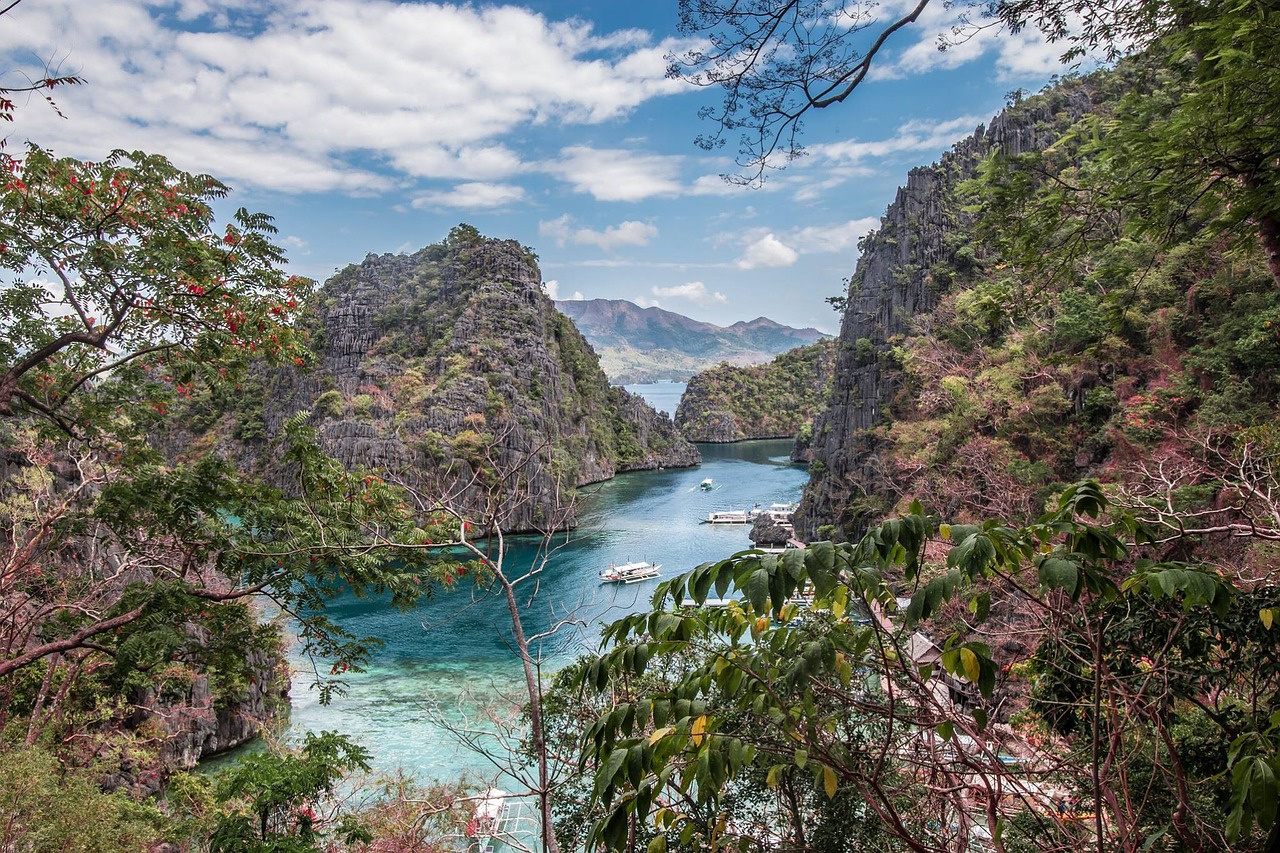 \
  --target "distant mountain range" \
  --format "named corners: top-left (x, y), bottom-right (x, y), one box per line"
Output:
top-left (555, 298), bottom-right (830, 384)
